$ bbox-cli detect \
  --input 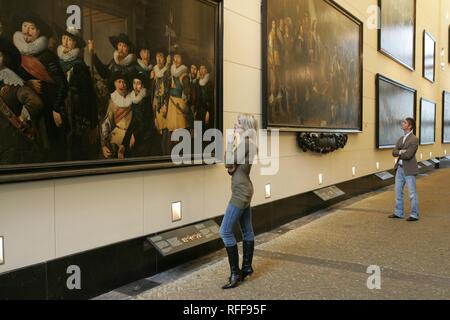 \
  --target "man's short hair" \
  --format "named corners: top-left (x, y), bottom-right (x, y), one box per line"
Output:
top-left (405, 117), bottom-right (416, 131)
